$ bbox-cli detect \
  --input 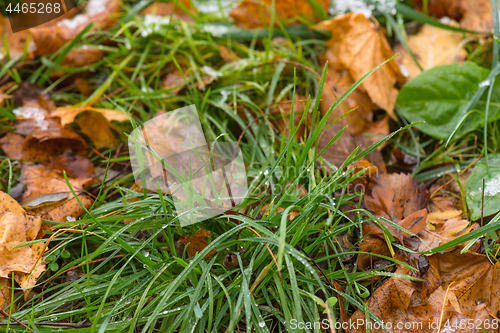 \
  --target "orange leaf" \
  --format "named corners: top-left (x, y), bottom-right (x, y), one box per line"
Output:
top-left (179, 228), bottom-right (217, 258)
